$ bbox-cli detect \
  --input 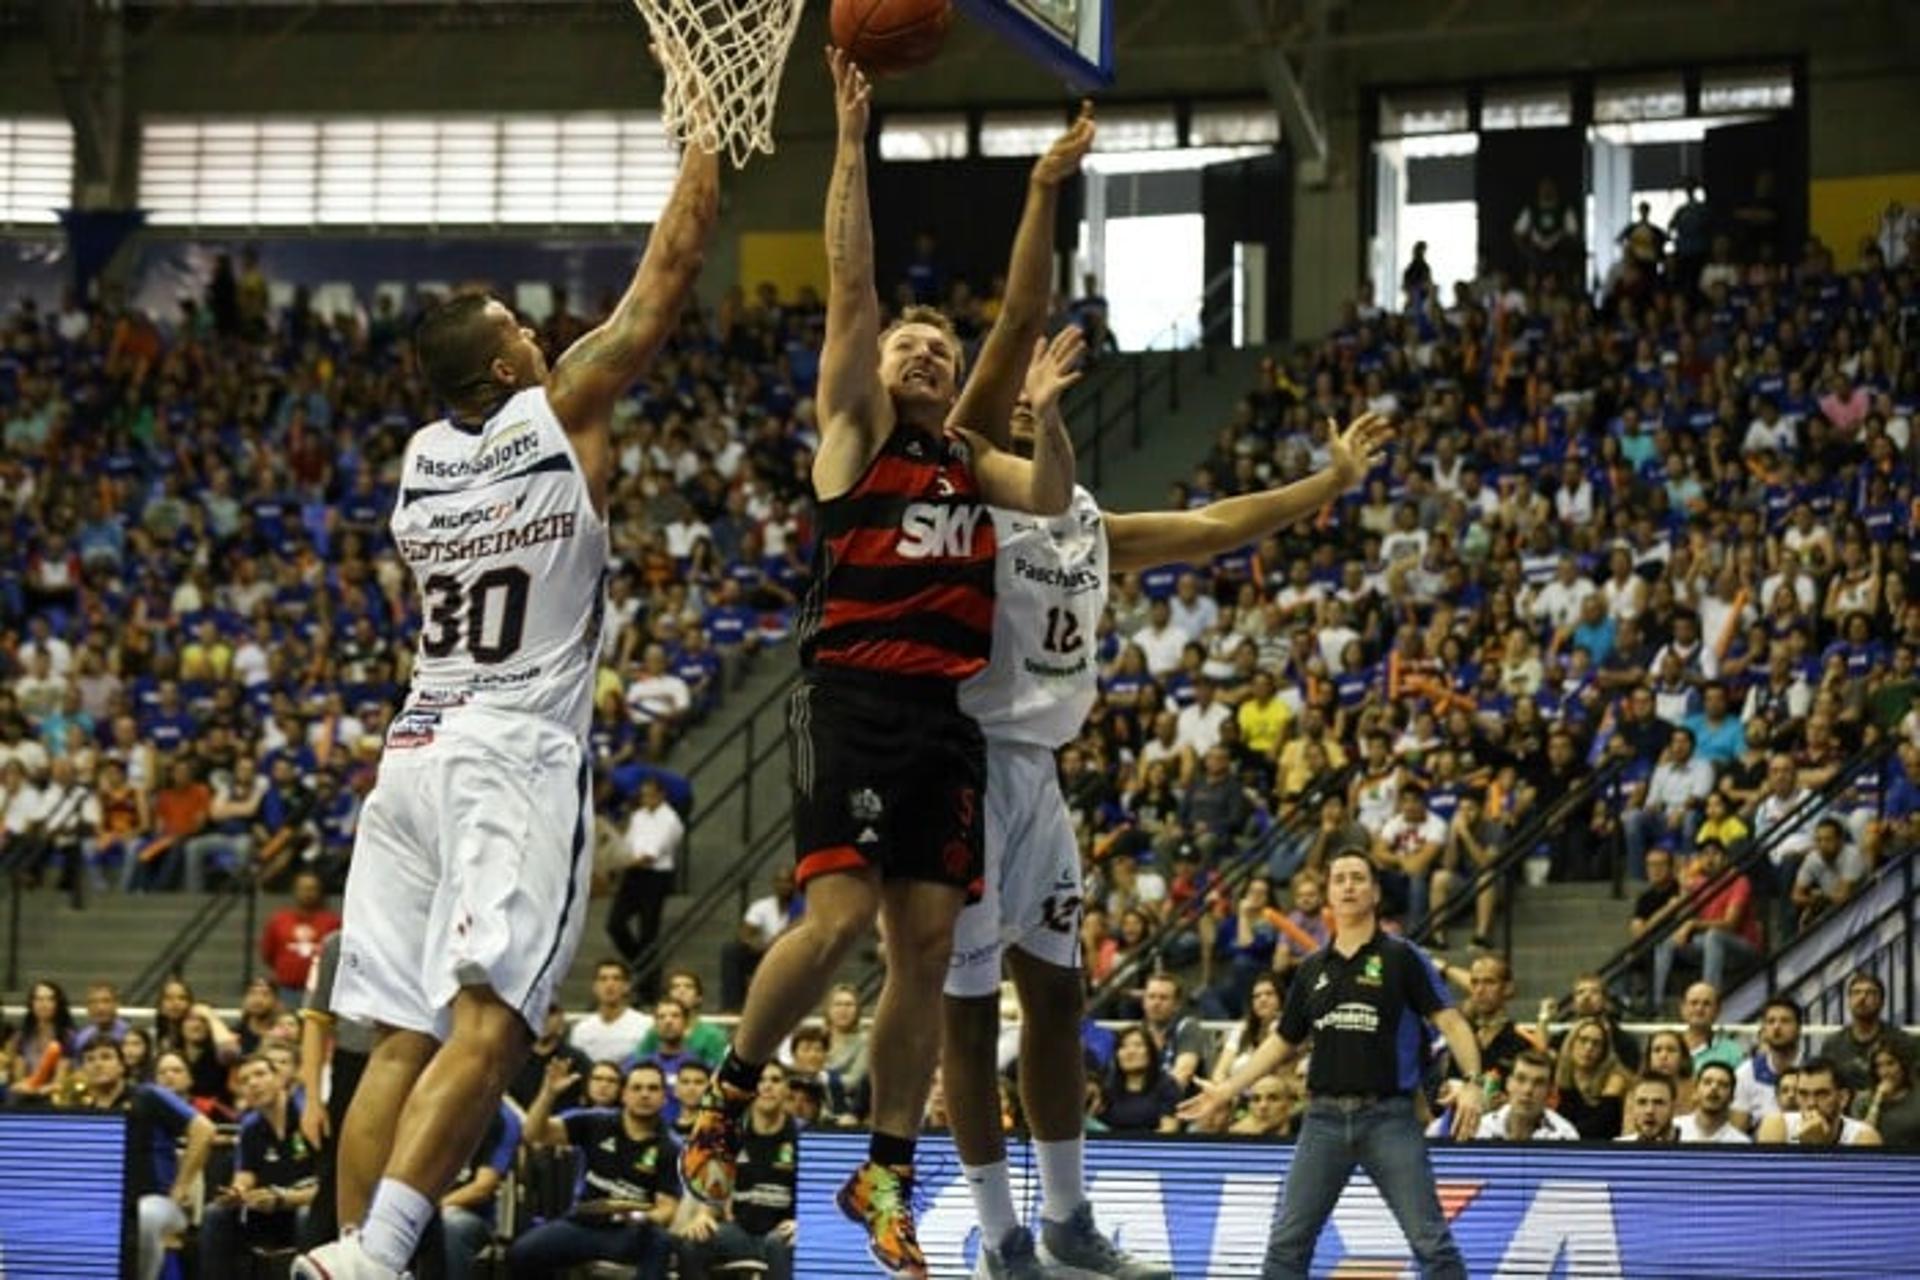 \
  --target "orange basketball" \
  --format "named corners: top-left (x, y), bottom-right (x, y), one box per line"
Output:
top-left (830, 0), bottom-right (954, 76)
